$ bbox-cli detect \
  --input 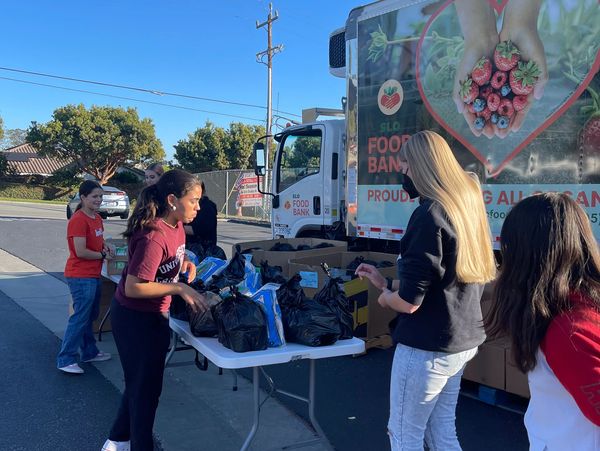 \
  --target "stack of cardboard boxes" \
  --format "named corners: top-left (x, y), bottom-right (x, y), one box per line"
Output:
top-left (462, 282), bottom-right (530, 398)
